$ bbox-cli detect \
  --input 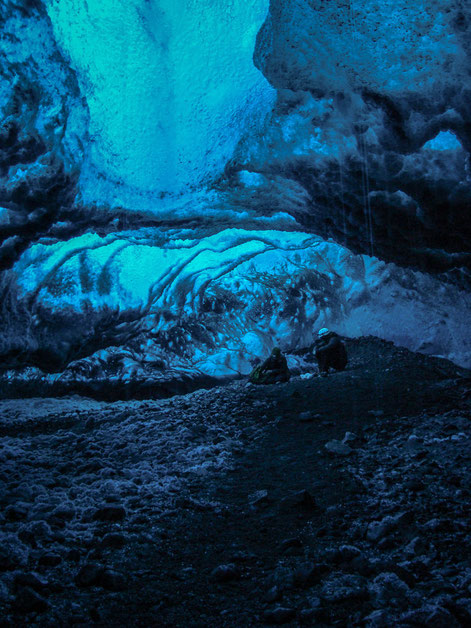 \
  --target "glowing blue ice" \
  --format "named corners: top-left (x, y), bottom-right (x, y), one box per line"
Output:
top-left (45, 0), bottom-right (275, 206)
top-left (13, 228), bottom-right (471, 371)
top-left (3, 0), bottom-right (471, 380)
top-left (423, 131), bottom-right (462, 152)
